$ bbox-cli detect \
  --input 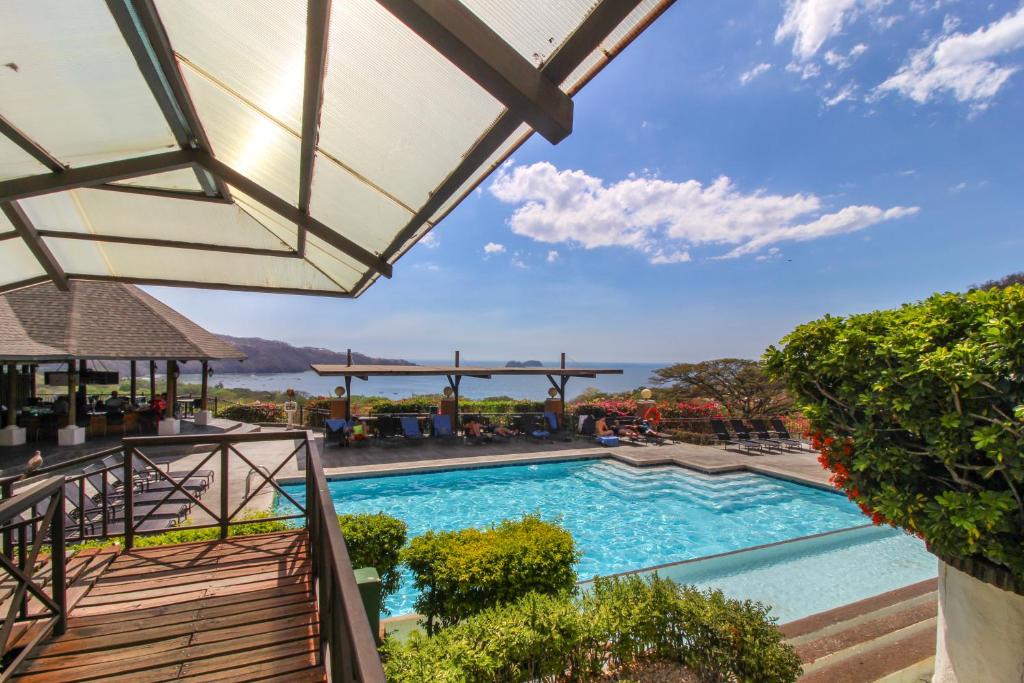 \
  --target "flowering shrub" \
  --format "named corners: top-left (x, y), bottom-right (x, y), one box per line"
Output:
top-left (217, 401), bottom-right (285, 423)
top-left (571, 399), bottom-right (722, 419)
top-left (765, 286), bottom-right (1024, 580)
